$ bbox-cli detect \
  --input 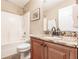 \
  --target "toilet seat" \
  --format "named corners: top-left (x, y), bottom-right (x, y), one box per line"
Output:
top-left (17, 43), bottom-right (30, 52)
